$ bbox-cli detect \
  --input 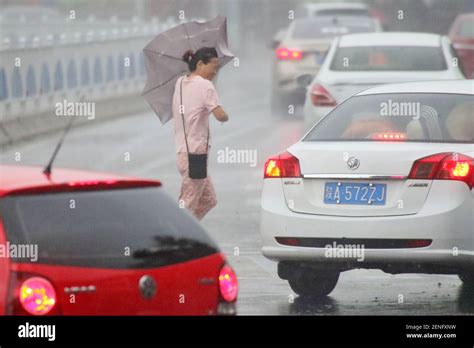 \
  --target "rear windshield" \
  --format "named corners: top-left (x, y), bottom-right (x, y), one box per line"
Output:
top-left (330, 46), bottom-right (447, 71)
top-left (458, 20), bottom-right (474, 38)
top-left (292, 18), bottom-right (376, 39)
top-left (0, 187), bottom-right (218, 268)
top-left (304, 93), bottom-right (474, 143)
